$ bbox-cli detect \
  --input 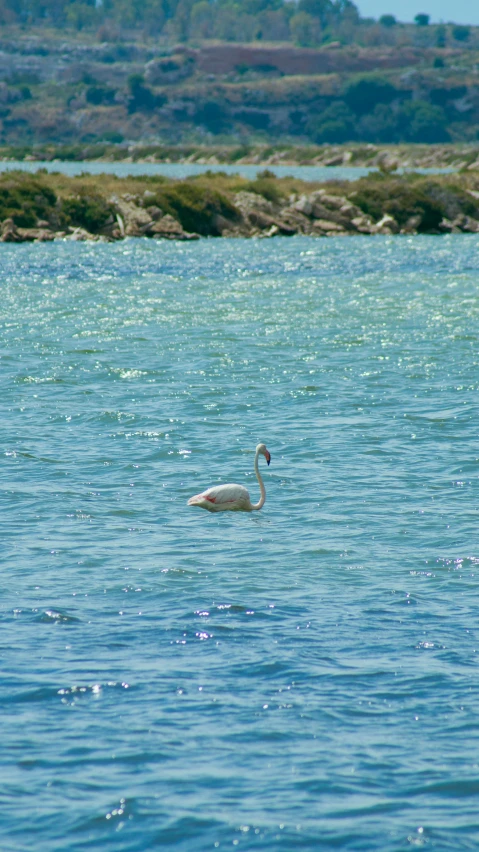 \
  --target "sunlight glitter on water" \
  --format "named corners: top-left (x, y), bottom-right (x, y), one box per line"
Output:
top-left (1, 234), bottom-right (479, 851)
